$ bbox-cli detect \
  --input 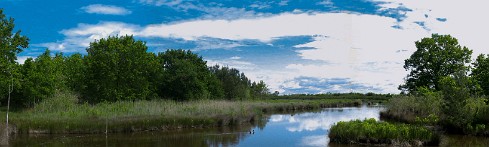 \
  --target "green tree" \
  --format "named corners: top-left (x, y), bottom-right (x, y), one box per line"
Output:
top-left (251, 80), bottom-right (270, 99)
top-left (0, 9), bottom-right (29, 105)
top-left (210, 65), bottom-right (252, 100)
top-left (21, 50), bottom-right (57, 107)
top-left (83, 35), bottom-right (154, 102)
top-left (157, 49), bottom-right (221, 100)
top-left (472, 54), bottom-right (489, 96)
top-left (438, 72), bottom-right (479, 132)
top-left (399, 34), bottom-right (472, 93)
top-left (63, 53), bottom-right (85, 92)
